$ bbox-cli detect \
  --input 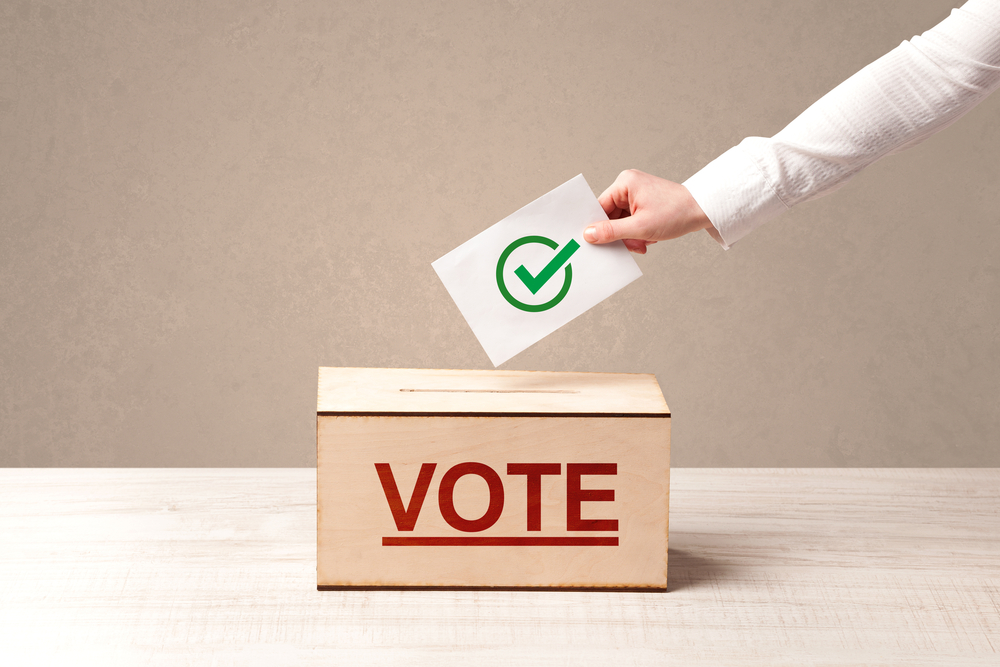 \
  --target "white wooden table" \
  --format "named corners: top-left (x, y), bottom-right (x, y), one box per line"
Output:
top-left (1, 469), bottom-right (997, 665)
